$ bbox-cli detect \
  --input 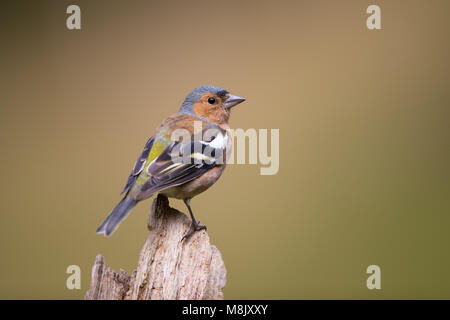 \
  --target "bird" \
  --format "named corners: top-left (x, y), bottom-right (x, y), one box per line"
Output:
top-left (96, 85), bottom-right (246, 239)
